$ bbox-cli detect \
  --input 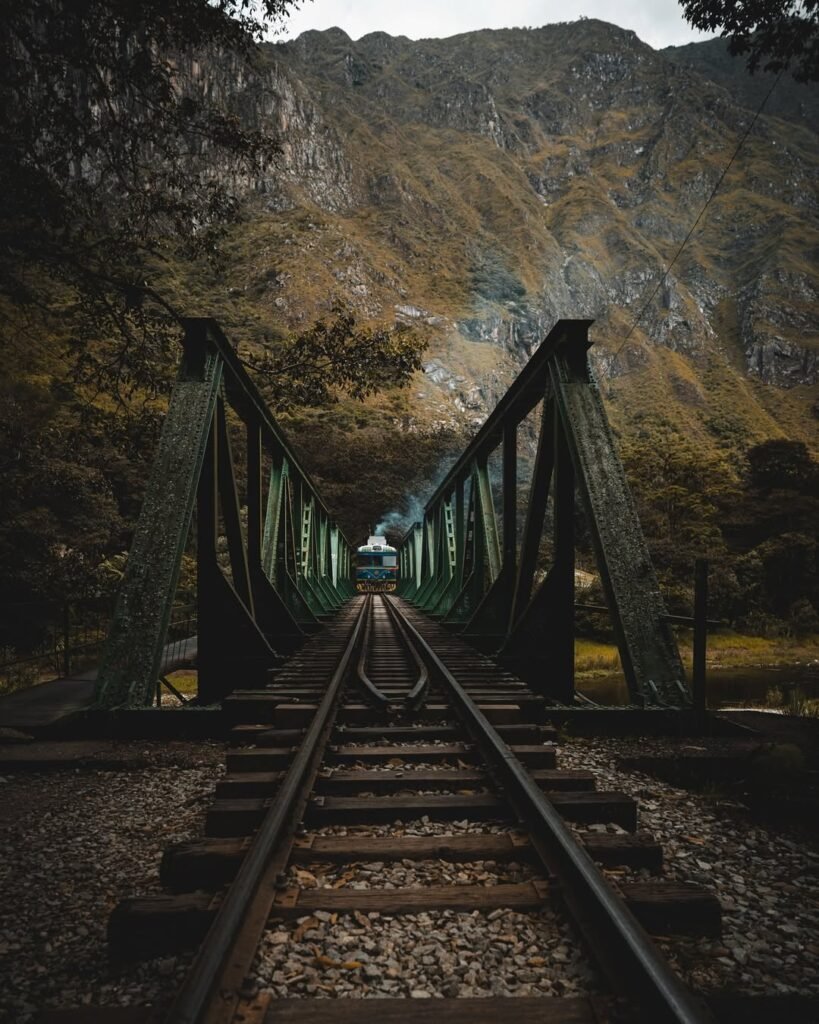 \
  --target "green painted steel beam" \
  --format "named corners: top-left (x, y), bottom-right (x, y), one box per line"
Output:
top-left (475, 461), bottom-right (501, 584)
top-left (216, 397), bottom-right (255, 617)
top-left (95, 331), bottom-right (223, 708)
top-left (550, 345), bottom-right (688, 706)
top-left (246, 427), bottom-right (304, 655)
top-left (509, 396), bottom-right (554, 629)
